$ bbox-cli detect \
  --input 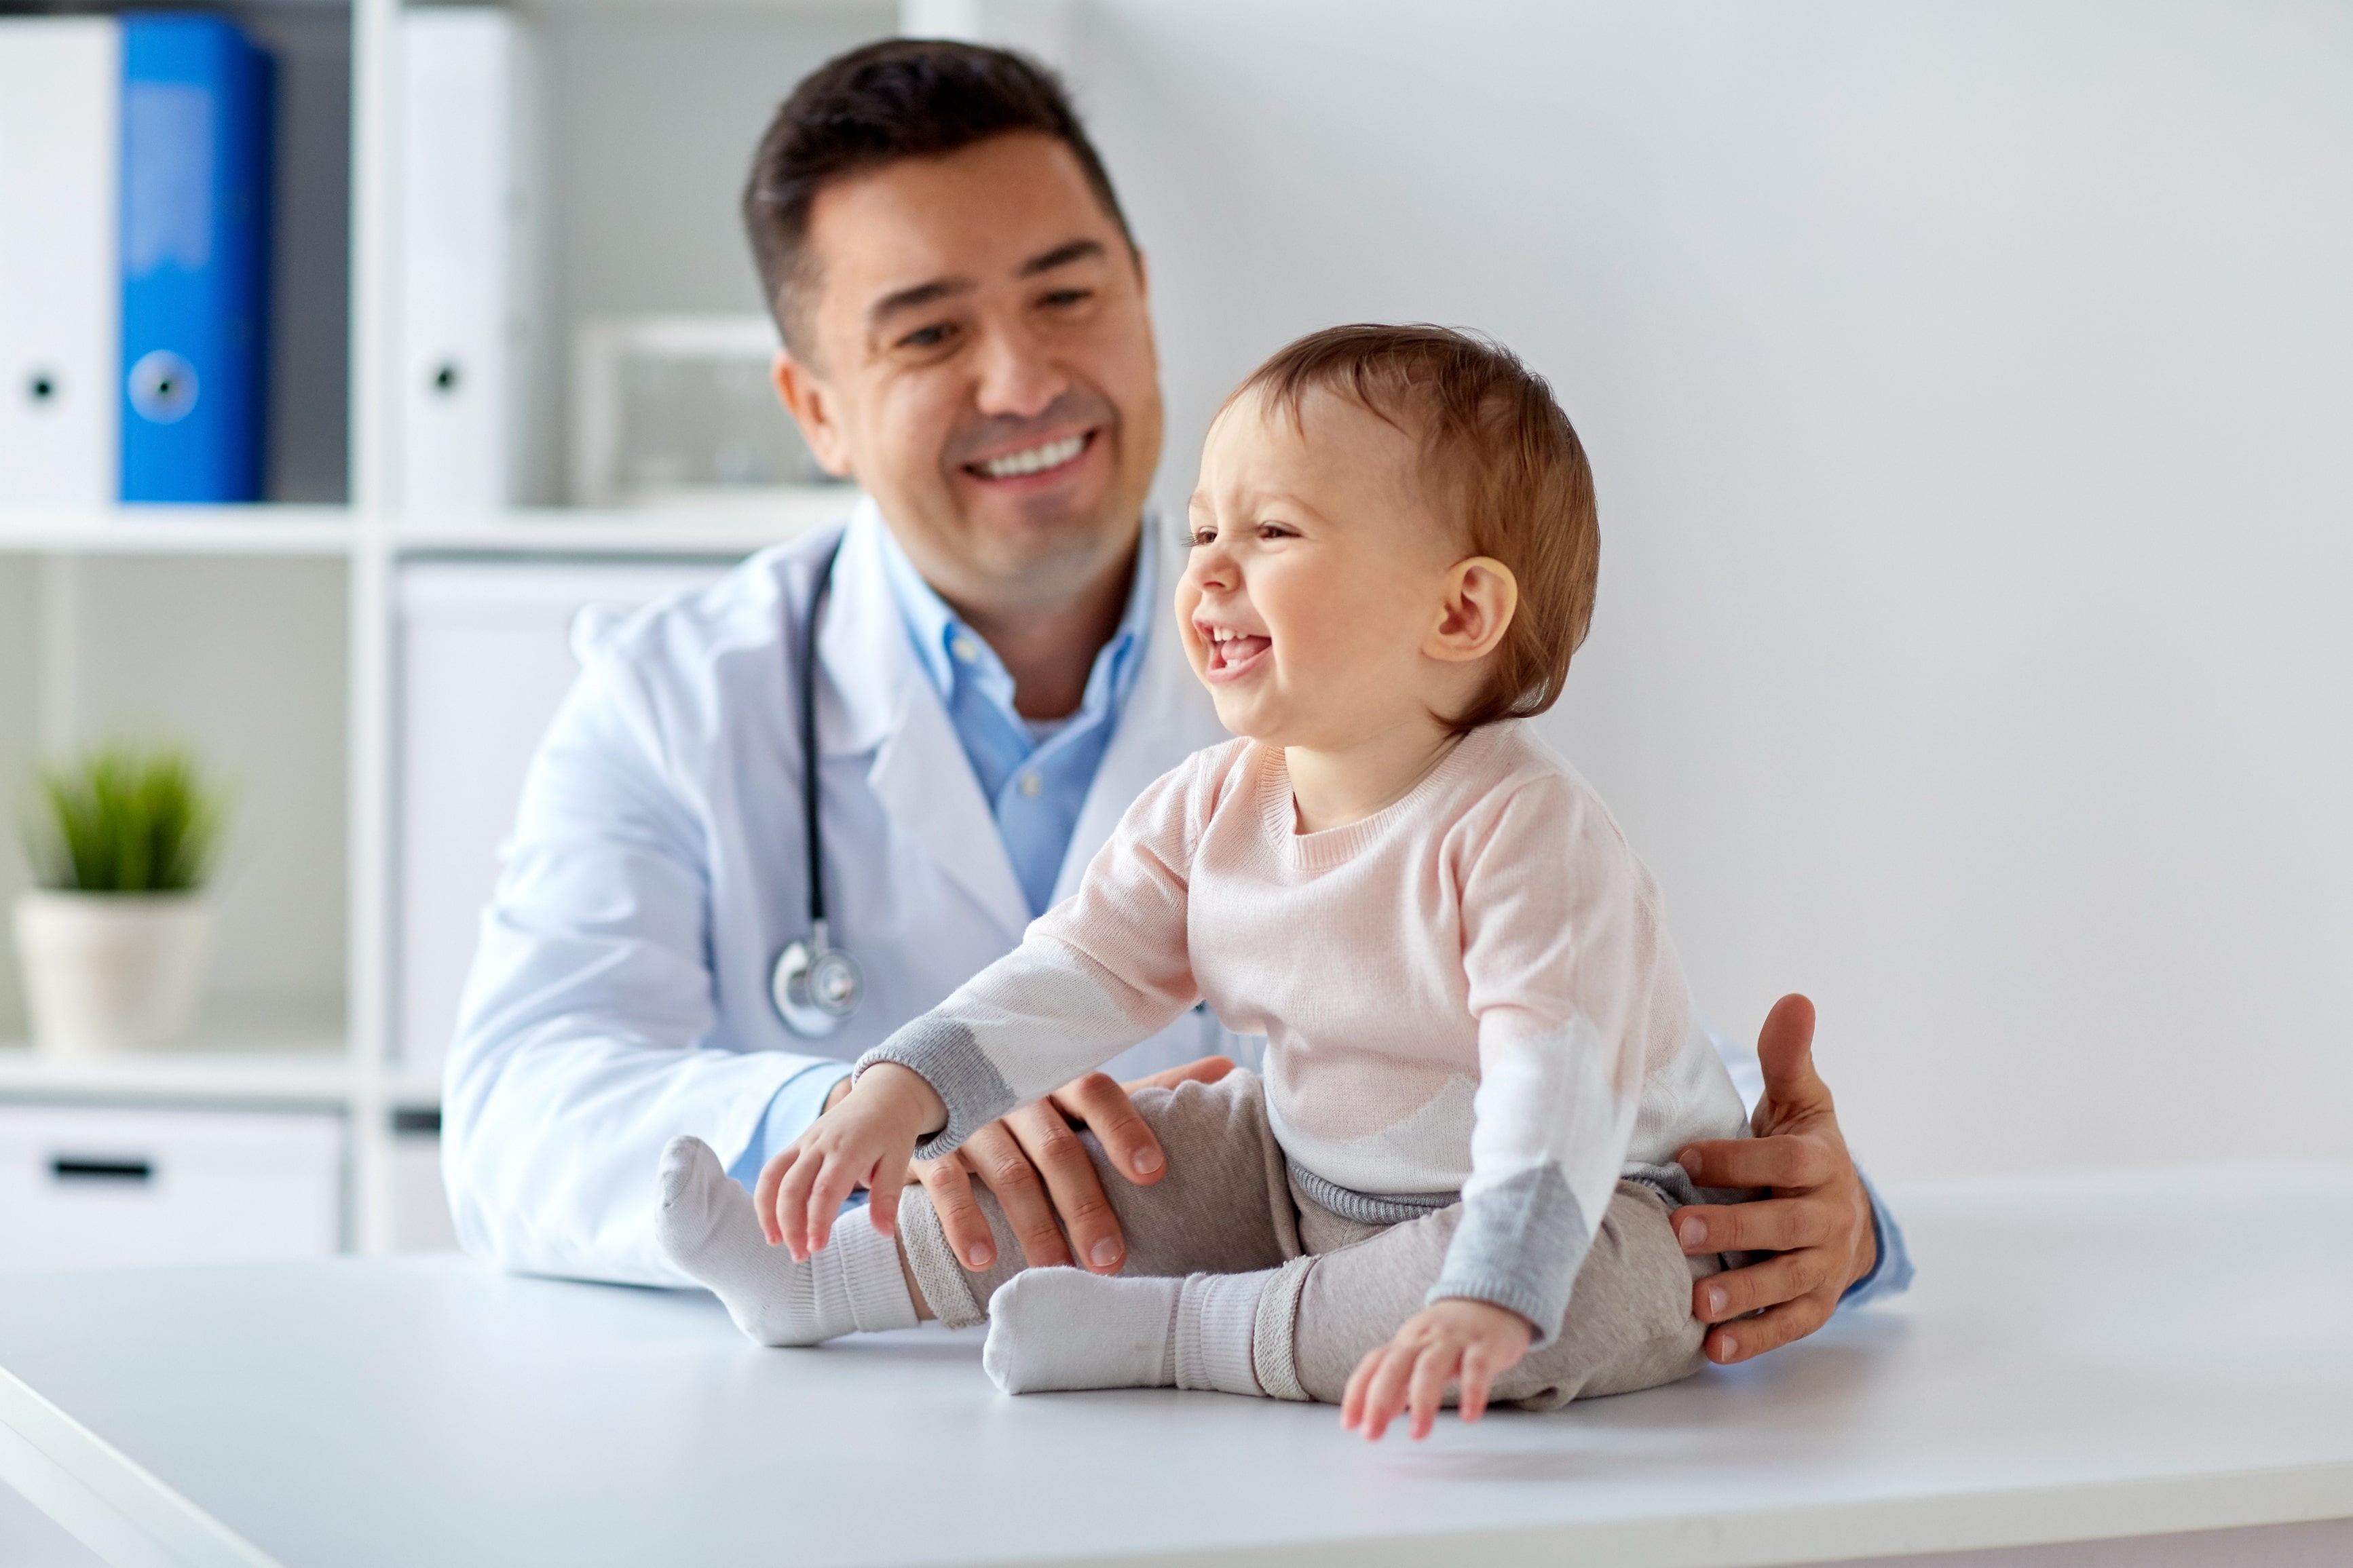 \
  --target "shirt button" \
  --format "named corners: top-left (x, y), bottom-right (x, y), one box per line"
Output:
top-left (950, 635), bottom-right (980, 664)
top-left (1019, 773), bottom-right (1042, 798)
